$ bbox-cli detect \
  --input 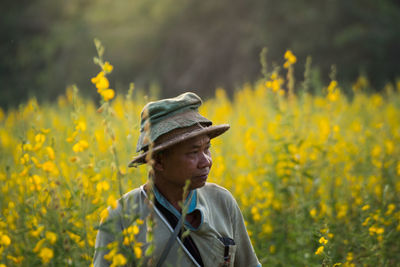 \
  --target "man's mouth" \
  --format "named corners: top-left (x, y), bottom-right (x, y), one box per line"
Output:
top-left (194, 173), bottom-right (209, 180)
